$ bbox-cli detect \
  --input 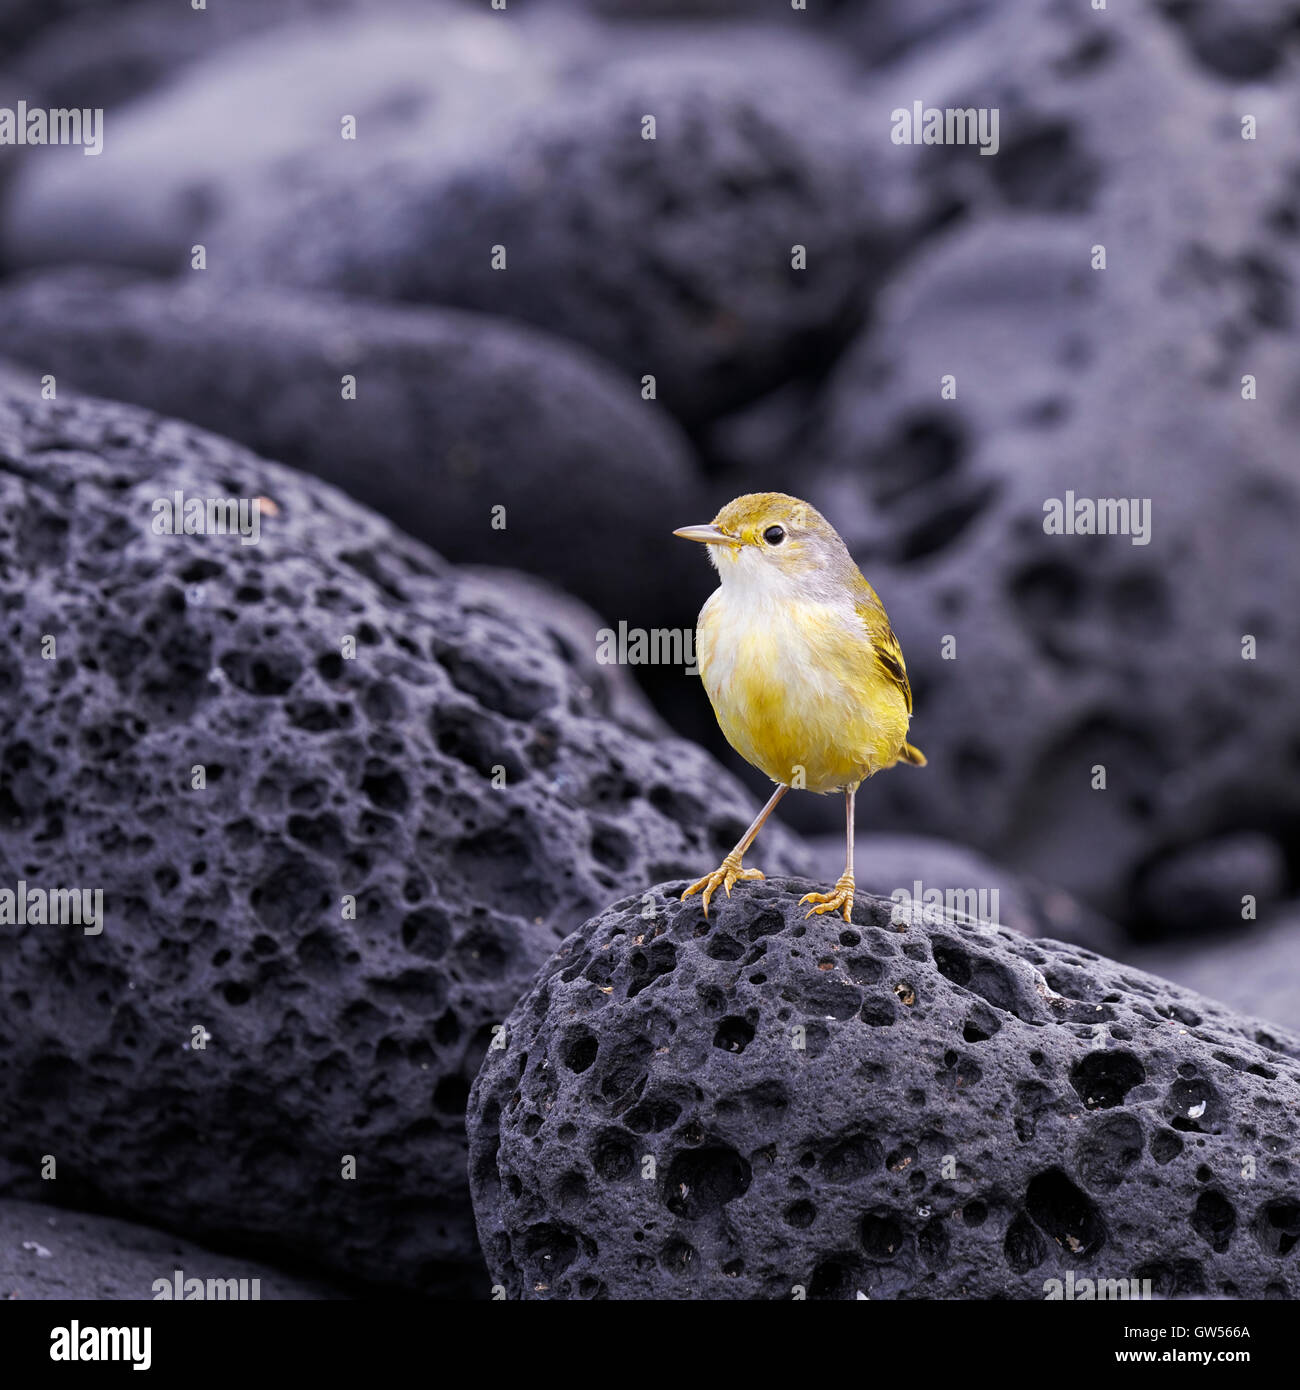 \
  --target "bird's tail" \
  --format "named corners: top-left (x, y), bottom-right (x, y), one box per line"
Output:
top-left (899, 742), bottom-right (927, 767)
